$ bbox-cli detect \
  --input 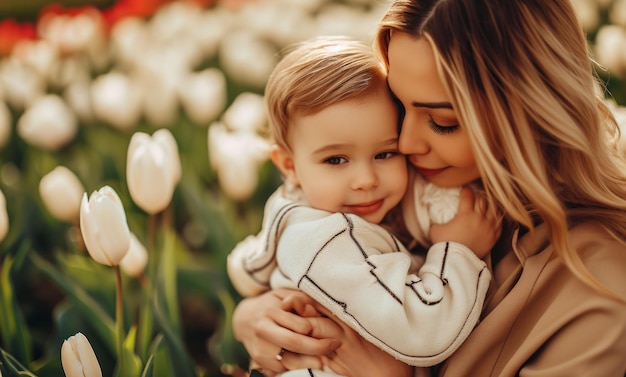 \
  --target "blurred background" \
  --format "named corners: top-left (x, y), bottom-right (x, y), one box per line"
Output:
top-left (0, 0), bottom-right (624, 376)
